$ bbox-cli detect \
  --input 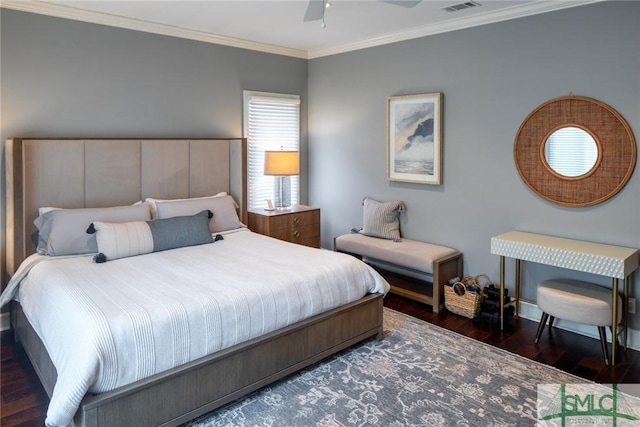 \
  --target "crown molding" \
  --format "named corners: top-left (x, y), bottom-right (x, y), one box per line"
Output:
top-left (0, 0), bottom-right (309, 59)
top-left (307, 0), bottom-right (605, 58)
top-left (1, 0), bottom-right (605, 60)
